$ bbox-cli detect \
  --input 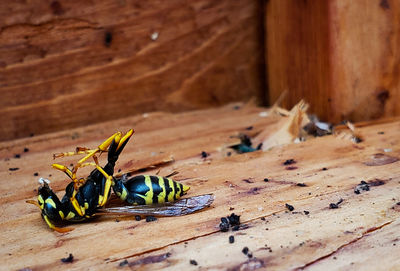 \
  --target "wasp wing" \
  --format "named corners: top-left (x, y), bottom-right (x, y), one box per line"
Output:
top-left (96, 194), bottom-right (214, 216)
